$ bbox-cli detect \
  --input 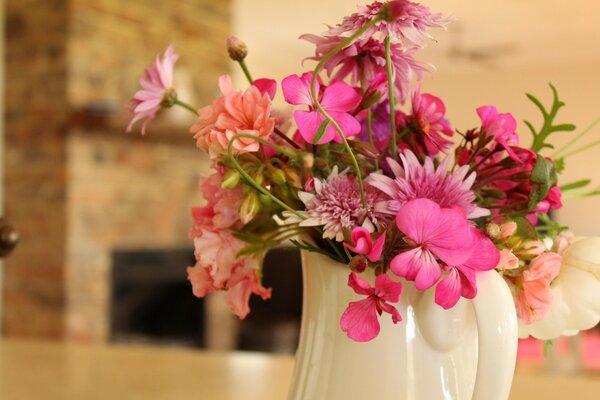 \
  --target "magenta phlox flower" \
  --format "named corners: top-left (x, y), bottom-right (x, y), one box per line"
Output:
top-left (127, 45), bottom-right (179, 134)
top-left (390, 198), bottom-right (474, 290)
top-left (368, 150), bottom-right (489, 219)
top-left (340, 272), bottom-right (403, 342)
top-left (281, 72), bottom-right (362, 144)
top-left (434, 229), bottom-right (500, 309)
top-left (477, 106), bottom-right (519, 160)
top-left (344, 227), bottom-right (387, 262)
top-left (401, 88), bottom-right (453, 155)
